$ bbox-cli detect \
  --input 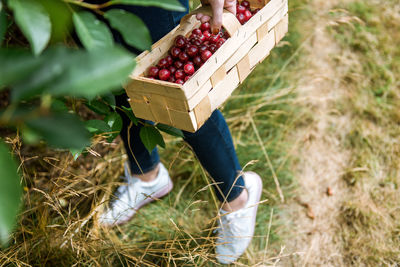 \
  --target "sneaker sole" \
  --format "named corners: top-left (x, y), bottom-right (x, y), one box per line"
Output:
top-left (105, 179), bottom-right (174, 227)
